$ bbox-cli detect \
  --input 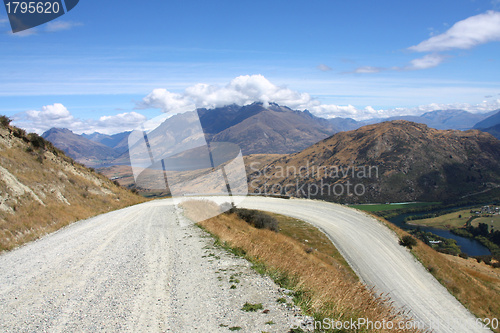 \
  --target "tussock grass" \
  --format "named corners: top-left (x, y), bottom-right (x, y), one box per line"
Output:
top-left (185, 201), bottom-right (421, 332)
